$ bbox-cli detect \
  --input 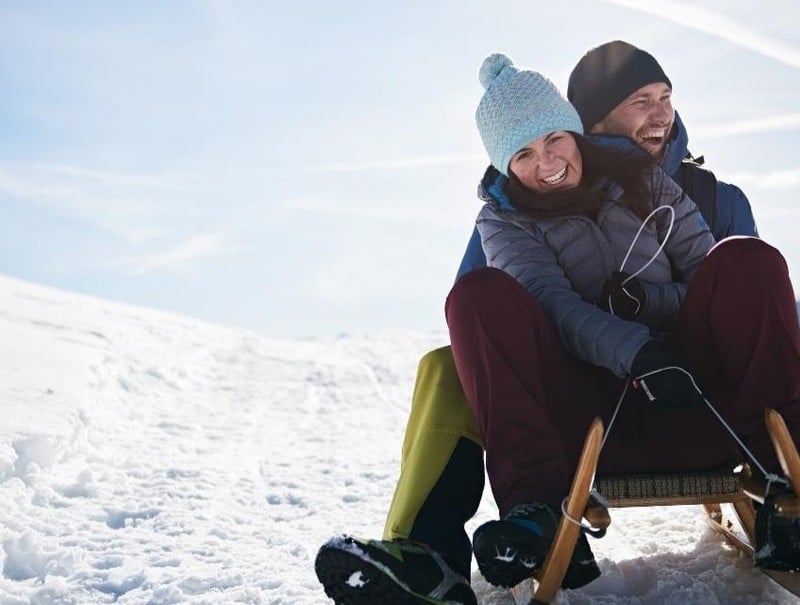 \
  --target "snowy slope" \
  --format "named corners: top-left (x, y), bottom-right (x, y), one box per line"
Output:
top-left (0, 274), bottom-right (797, 604)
